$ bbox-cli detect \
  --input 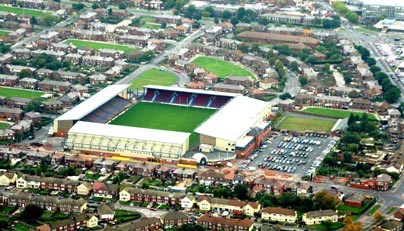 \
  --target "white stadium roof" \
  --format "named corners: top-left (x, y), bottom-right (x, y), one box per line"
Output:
top-left (143, 85), bottom-right (241, 97)
top-left (69, 121), bottom-right (191, 145)
top-left (360, 0), bottom-right (404, 7)
top-left (195, 96), bottom-right (270, 143)
top-left (55, 84), bottom-right (130, 121)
